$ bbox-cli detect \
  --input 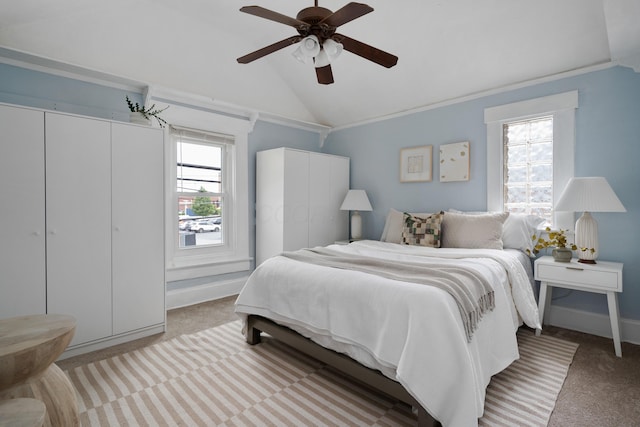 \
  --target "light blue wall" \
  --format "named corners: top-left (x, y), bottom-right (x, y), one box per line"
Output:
top-left (0, 63), bottom-right (139, 121)
top-left (322, 65), bottom-right (640, 321)
top-left (3, 61), bottom-right (639, 322)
